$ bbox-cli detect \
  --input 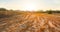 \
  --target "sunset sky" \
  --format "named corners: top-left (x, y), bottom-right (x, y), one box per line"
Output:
top-left (0, 0), bottom-right (60, 11)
